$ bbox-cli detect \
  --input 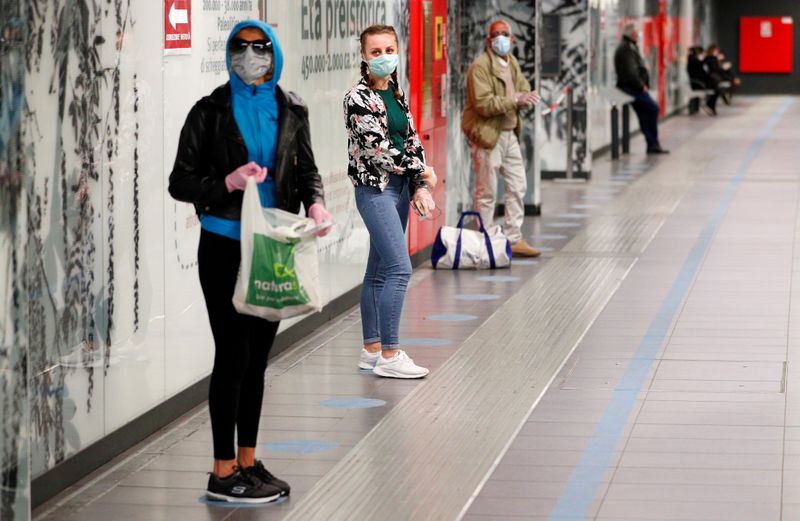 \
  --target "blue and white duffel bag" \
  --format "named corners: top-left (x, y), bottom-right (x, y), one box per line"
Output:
top-left (431, 211), bottom-right (512, 270)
